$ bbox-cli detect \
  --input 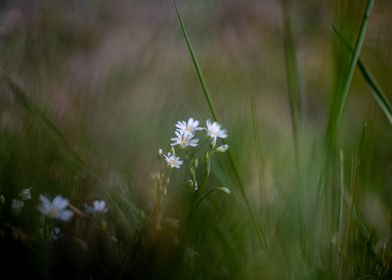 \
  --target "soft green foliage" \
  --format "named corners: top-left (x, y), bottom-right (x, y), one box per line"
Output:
top-left (1, 0), bottom-right (392, 279)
